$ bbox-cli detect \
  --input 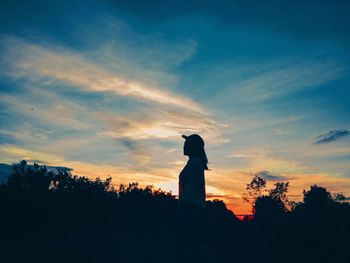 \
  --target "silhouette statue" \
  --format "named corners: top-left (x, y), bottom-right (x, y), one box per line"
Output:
top-left (178, 134), bottom-right (208, 208)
